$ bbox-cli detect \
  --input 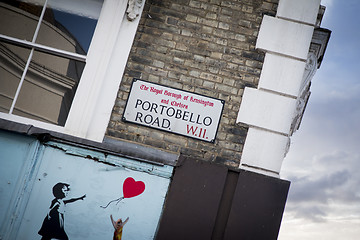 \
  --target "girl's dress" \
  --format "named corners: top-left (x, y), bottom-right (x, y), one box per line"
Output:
top-left (113, 226), bottom-right (124, 240)
top-left (38, 199), bottom-right (68, 240)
